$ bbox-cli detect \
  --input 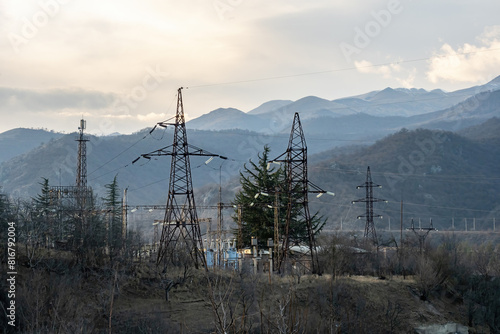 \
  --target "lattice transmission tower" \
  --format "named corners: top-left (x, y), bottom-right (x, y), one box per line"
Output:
top-left (353, 166), bottom-right (386, 245)
top-left (136, 88), bottom-right (226, 269)
top-left (271, 112), bottom-right (328, 275)
top-left (49, 119), bottom-right (93, 244)
top-left (75, 119), bottom-right (91, 210)
top-left (408, 218), bottom-right (435, 254)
